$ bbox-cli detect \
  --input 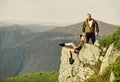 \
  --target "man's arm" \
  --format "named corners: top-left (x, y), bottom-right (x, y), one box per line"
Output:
top-left (82, 21), bottom-right (86, 34)
top-left (95, 21), bottom-right (99, 36)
